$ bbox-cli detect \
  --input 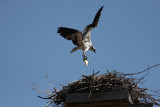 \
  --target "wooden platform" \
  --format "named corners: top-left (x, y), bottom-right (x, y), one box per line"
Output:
top-left (65, 91), bottom-right (133, 103)
top-left (64, 91), bottom-right (153, 107)
top-left (65, 103), bottom-right (153, 107)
